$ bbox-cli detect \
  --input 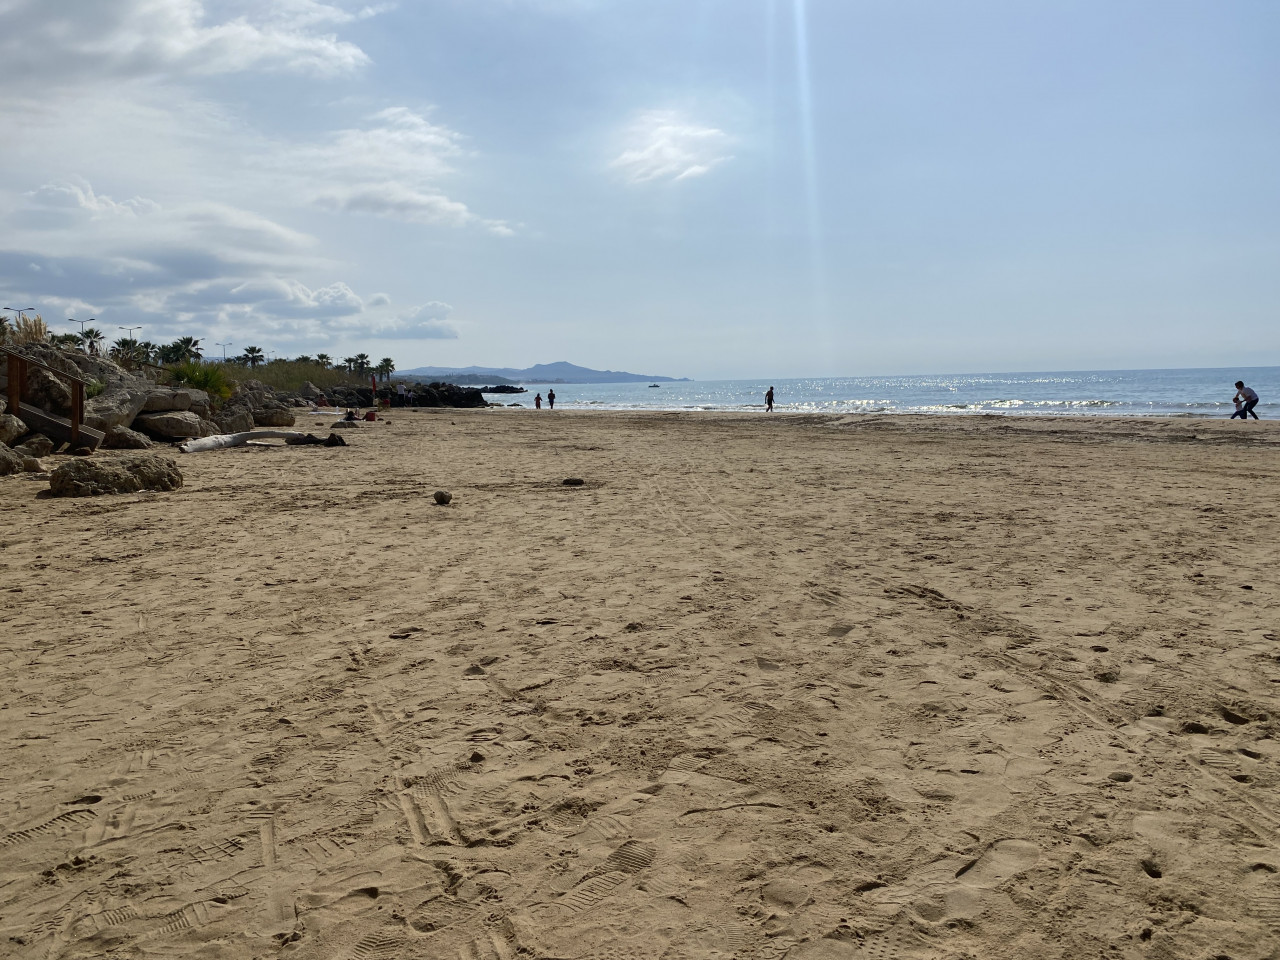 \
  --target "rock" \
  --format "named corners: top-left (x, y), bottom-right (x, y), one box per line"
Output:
top-left (22, 457), bottom-right (44, 473)
top-left (0, 445), bottom-right (23, 476)
top-left (213, 408), bottom-right (255, 434)
top-left (323, 433), bottom-right (347, 447)
top-left (71, 446), bottom-right (93, 457)
top-left (24, 367), bottom-right (74, 414)
top-left (85, 389), bottom-right (150, 432)
top-left (299, 381), bottom-right (326, 399)
top-left (141, 390), bottom-right (193, 412)
top-left (13, 434), bottom-right (54, 458)
top-left (0, 413), bottom-right (26, 446)
top-left (433, 490), bottom-right (452, 505)
top-left (48, 454), bottom-right (183, 497)
top-left (253, 406), bottom-right (296, 427)
top-left (133, 410), bottom-right (206, 439)
top-left (562, 477), bottom-right (585, 486)
top-left (0, 396), bottom-right (6, 415)
top-left (184, 390), bottom-right (212, 418)
top-left (330, 420), bottom-right (360, 430)
top-left (102, 425), bottom-right (154, 449)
